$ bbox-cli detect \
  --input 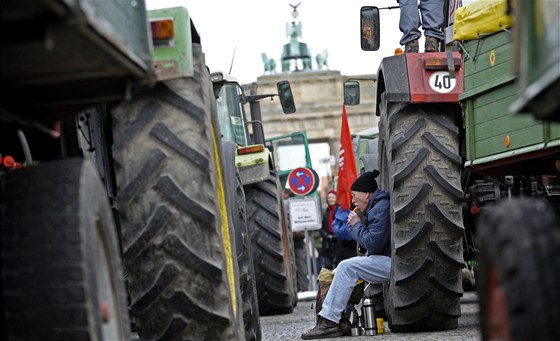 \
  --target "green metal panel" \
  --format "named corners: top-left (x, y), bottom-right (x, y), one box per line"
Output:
top-left (65, 0), bottom-right (152, 70)
top-left (551, 122), bottom-right (560, 140)
top-left (517, 0), bottom-right (560, 89)
top-left (461, 31), bottom-right (513, 99)
top-left (464, 101), bottom-right (475, 161)
top-left (0, 0), bottom-right (154, 112)
top-left (469, 84), bottom-right (518, 124)
top-left (148, 7), bottom-right (194, 79)
top-left (510, 0), bottom-right (560, 119)
top-left (473, 125), bottom-right (544, 158)
top-left (461, 30), bottom-right (560, 163)
top-left (474, 111), bottom-right (539, 142)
